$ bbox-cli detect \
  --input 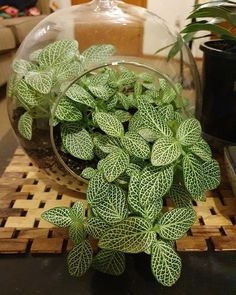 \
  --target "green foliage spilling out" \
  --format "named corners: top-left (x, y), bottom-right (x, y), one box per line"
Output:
top-left (10, 39), bottom-right (221, 287)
